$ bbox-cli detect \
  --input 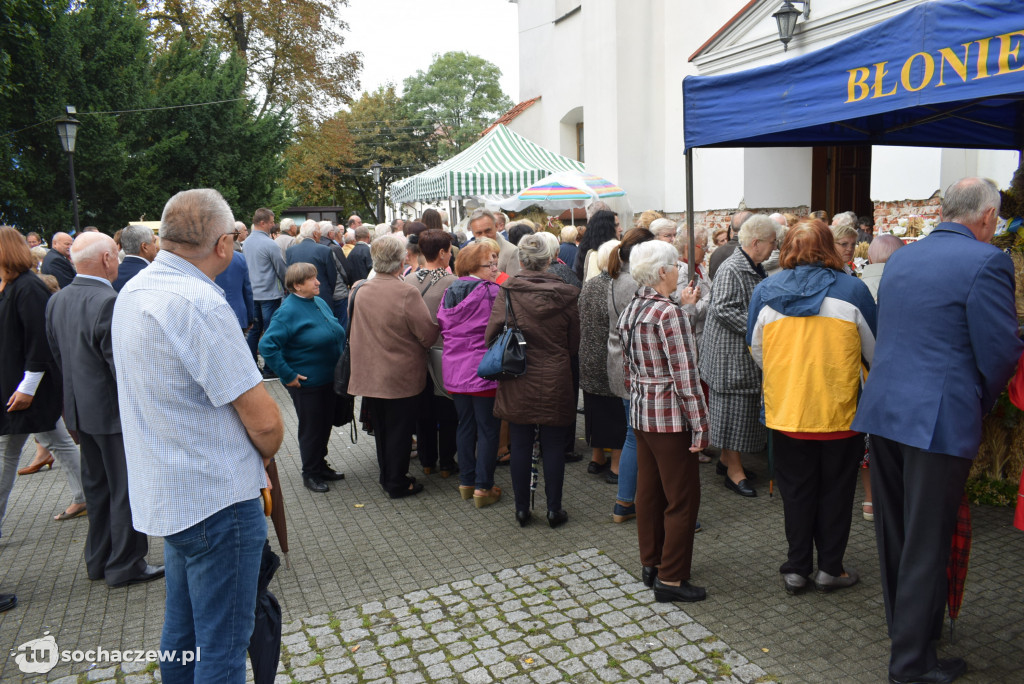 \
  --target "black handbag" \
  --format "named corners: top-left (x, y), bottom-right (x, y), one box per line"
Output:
top-left (477, 290), bottom-right (527, 380)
